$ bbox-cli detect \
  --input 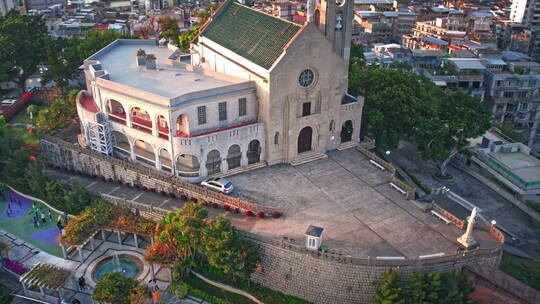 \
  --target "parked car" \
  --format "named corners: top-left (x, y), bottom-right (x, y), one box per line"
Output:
top-left (201, 178), bottom-right (234, 194)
